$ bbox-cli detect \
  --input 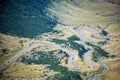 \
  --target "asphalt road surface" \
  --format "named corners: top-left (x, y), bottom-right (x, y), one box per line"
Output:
top-left (0, 41), bottom-right (78, 71)
top-left (69, 27), bottom-right (94, 67)
top-left (0, 42), bottom-right (33, 71)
